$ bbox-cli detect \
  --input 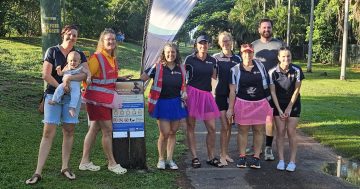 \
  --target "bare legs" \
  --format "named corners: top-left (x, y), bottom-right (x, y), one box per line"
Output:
top-left (219, 111), bottom-right (232, 165)
top-left (186, 116), bottom-right (217, 160)
top-left (157, 119), bottom-right (181, 161)
top-left (238, 124), bottom-right (264, 158)
top-left (275, 117), bottom-right (299, 162)
top-left (80, 120), bottom-right (117, 167)
top-left (26, 123), bottom-right (75, 184)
